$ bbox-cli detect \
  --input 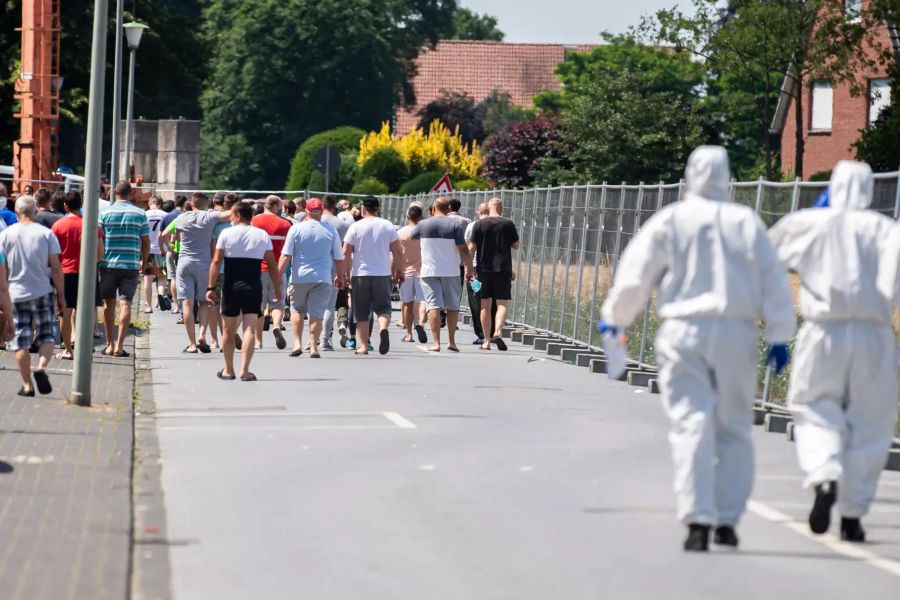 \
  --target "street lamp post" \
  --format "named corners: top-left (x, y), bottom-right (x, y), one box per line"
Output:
top-left (70, 0), bottom-right (110, 406)
top-left (108, 0), bottom-right (124, 186)
top-left (122, 22), bottom-right (148, 182)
